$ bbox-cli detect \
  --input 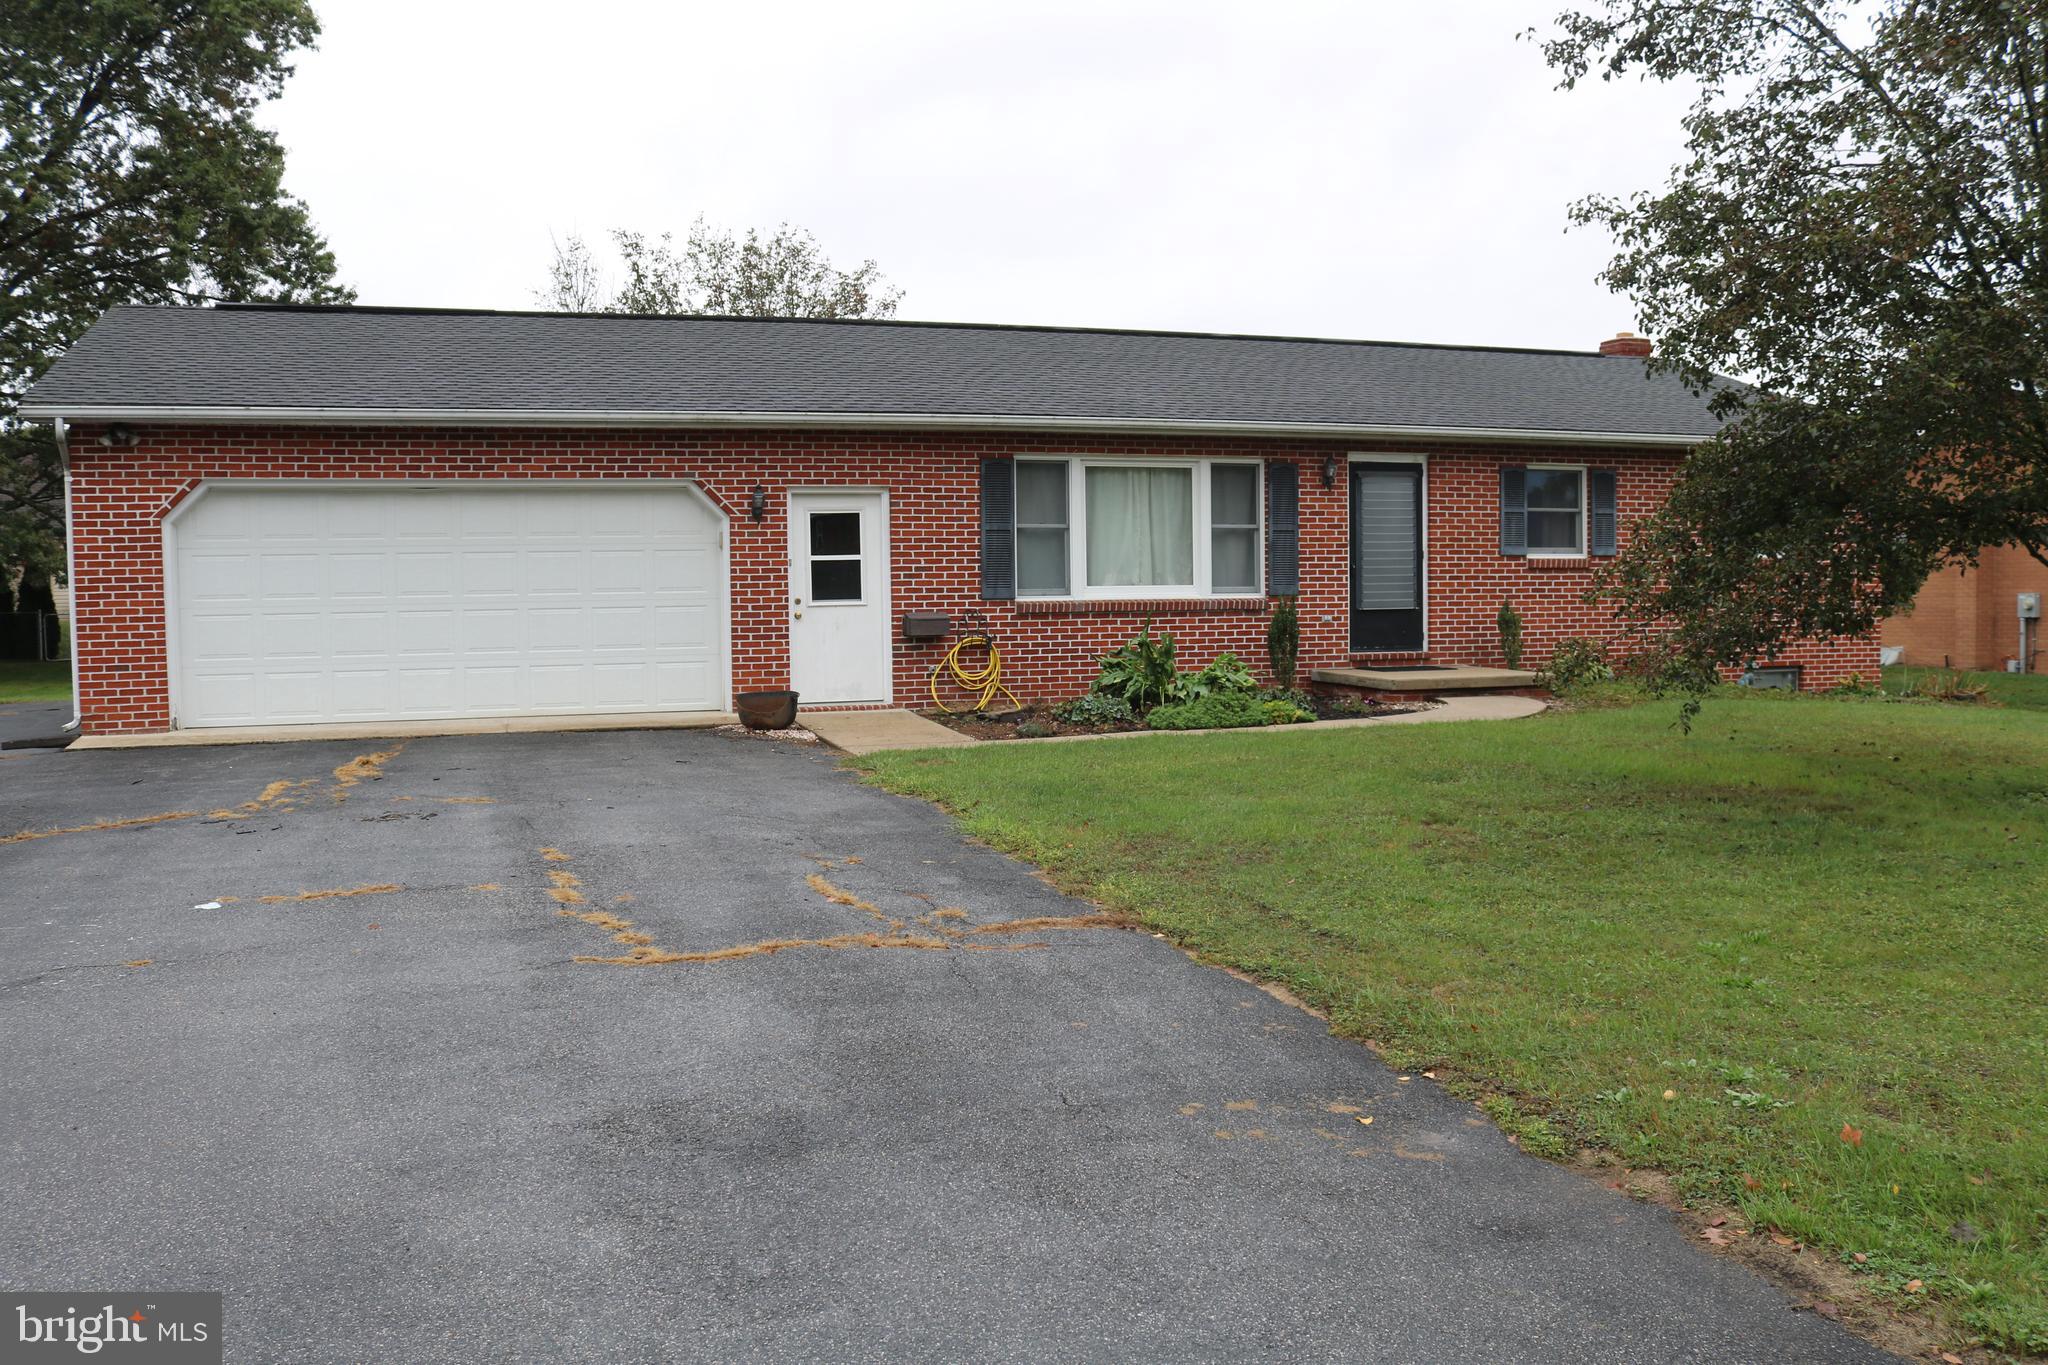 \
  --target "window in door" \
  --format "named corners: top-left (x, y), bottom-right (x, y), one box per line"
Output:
top-left (808, 511), bottom-right (864, 602)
